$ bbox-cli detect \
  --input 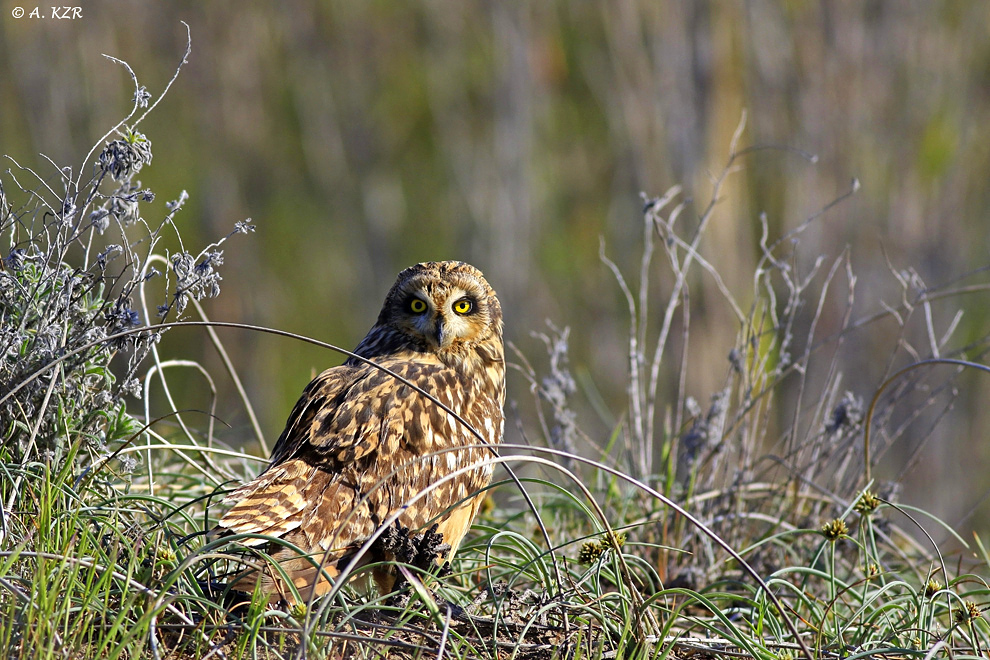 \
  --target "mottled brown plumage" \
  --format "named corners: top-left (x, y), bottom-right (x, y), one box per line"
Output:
top-left (218, 261), bottom-right (504, 602)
